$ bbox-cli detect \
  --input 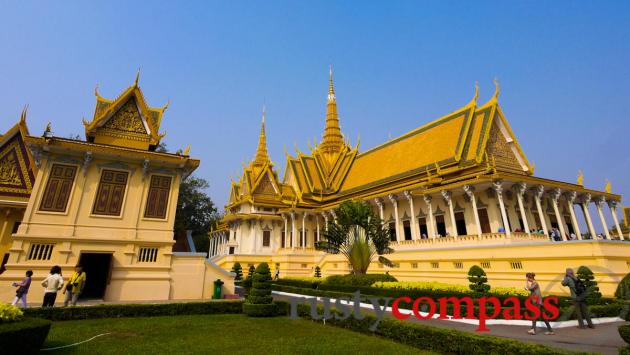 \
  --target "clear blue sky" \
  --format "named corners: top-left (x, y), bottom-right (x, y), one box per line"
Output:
top-left (1, 1), bottom-right (629, 216)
